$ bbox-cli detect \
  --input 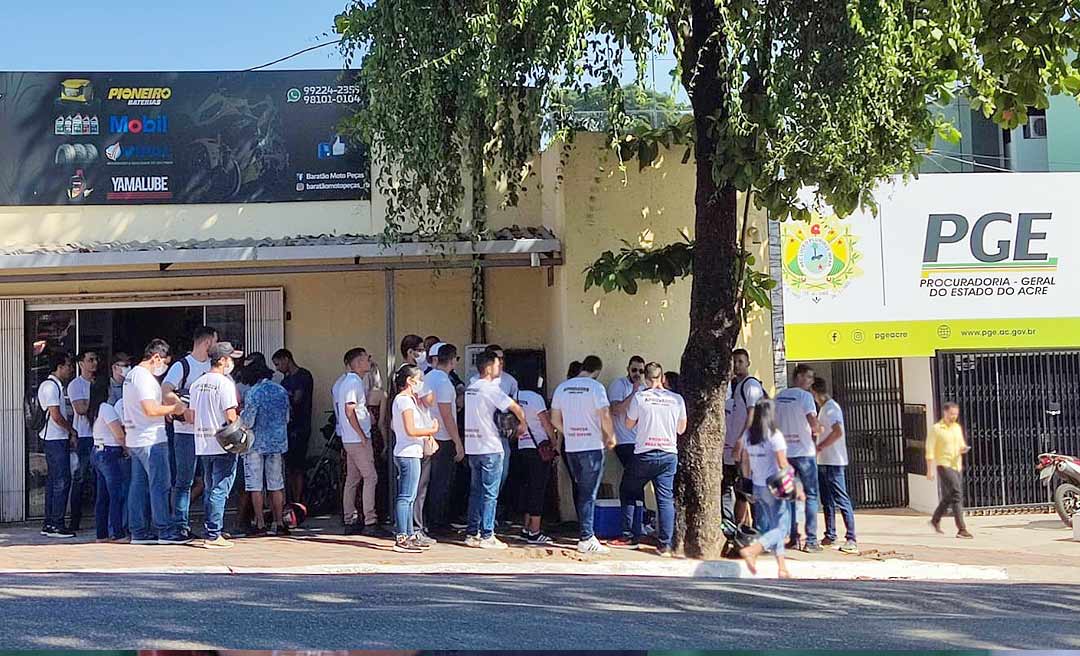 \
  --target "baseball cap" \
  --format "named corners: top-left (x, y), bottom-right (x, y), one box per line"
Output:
top-left (428, 342), bottom-right (447, 359)
top-left (209, 341), bottom-right (243, 361)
